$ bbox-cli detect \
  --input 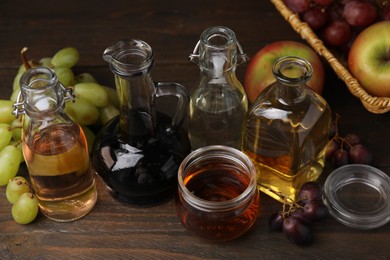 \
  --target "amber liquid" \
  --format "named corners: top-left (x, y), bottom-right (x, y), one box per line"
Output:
top-left (176, 162), bottom-right (259, 241)
top-left (23, 124), bottom-right (97, 222)
top-left (242, 92), bottom-right (331, 202)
